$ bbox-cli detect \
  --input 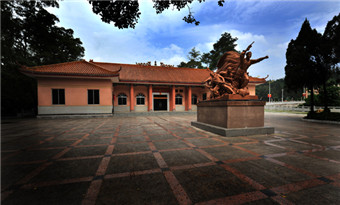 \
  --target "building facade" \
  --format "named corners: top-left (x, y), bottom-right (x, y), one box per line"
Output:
top-left (21, 60), bottom-right (266, 115)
